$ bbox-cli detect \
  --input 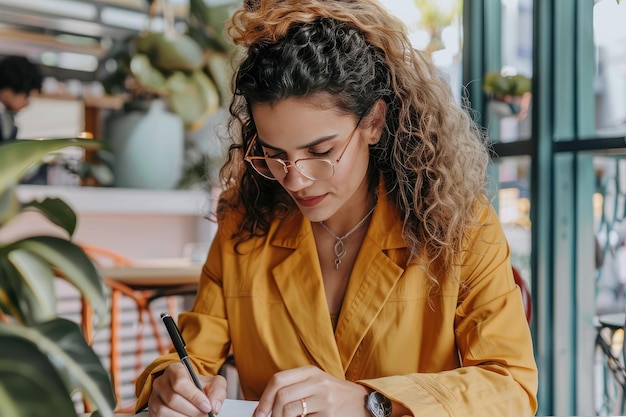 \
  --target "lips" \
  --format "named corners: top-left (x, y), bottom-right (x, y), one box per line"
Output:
top-left (294, 194), bottom-right (327, 207)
